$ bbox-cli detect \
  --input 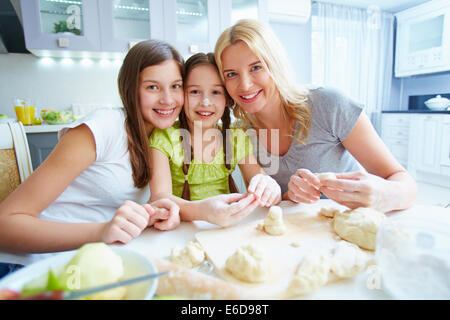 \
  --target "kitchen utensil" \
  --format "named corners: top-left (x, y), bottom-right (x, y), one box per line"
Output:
top-left (29, 271), bottom-right (169, 300)
top-left (424, 95), bottom-right (450, 110)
